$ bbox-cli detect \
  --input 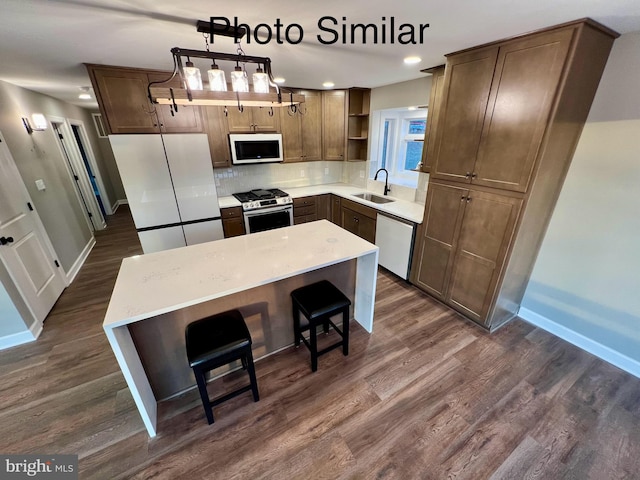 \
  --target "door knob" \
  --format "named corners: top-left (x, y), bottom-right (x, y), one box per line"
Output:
top-left (0, 236), bottom-right (14, 245)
